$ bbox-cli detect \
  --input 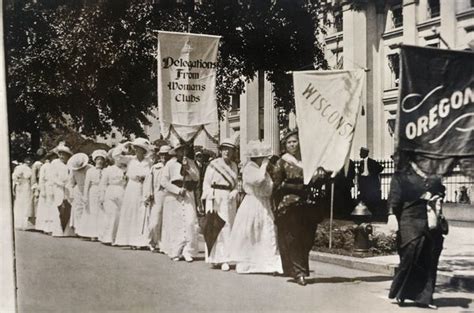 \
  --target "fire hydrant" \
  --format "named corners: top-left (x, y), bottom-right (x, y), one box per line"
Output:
top-left (351, 201), bottom-right (373, 253)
